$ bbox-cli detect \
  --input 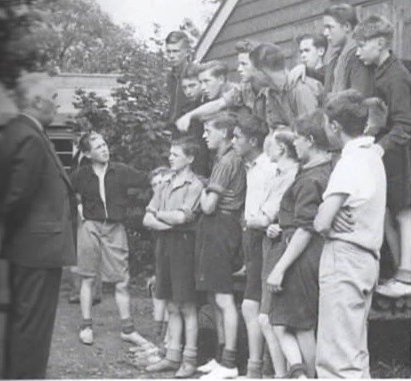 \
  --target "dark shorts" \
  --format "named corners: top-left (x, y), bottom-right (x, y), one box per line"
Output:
top-left (242, 227), bottom-right (264, 302)
top-left (155, 230), bottom-right (196, 304)
top-left (384, 145), bottom-right (411, 214)
top-left (195, 211), bottom-right (242, 293)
